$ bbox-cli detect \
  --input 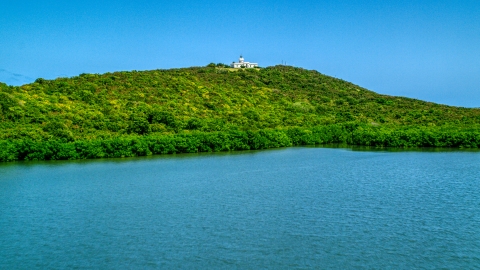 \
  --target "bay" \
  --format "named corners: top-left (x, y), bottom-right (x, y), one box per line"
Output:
top-left (1, 147), bottom-right (479, 269)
